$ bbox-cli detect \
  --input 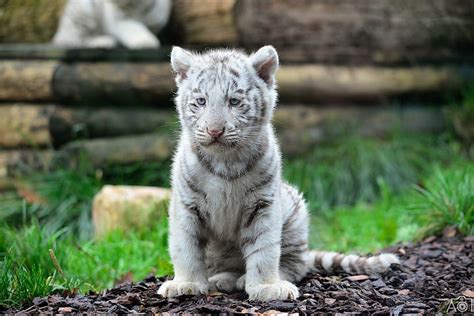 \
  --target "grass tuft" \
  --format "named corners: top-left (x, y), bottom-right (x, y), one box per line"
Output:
top-left (0, 217), bottom-right (171, 308)
top-left (409, 163), bottom-right (473, 236)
